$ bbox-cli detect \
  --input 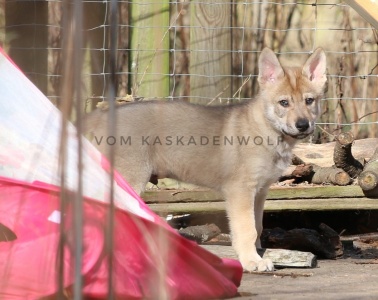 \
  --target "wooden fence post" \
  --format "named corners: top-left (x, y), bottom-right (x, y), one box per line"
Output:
top-left (190, 0), bottom-right (232, 104)
top-left (344, 0), bottom-right (378, 30)
top-left (130, 0), bottom-right (170, 99)
top-left (83, 1), bottom-right (109, 109)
